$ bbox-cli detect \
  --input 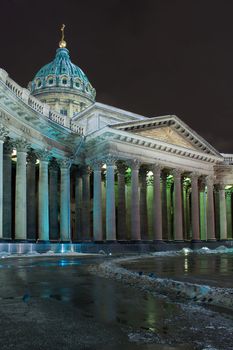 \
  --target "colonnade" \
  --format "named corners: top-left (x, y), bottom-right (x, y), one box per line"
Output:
top-left (0, 132), bottom-right (232, 242)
